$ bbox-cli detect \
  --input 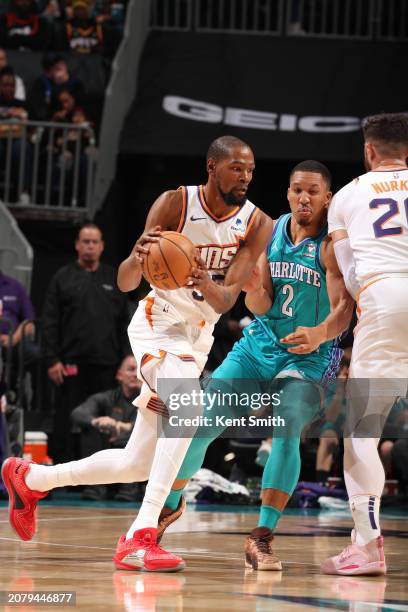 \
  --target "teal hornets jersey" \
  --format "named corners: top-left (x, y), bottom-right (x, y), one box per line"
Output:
top-left (255, 213), bottom-right (336, 358)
